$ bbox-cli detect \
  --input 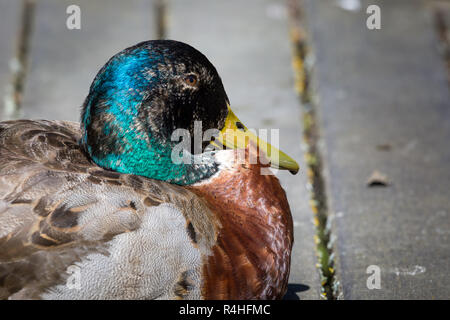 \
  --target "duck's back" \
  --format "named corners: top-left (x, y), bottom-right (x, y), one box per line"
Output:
top-left (0, 120), bottom-right (217, 299)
